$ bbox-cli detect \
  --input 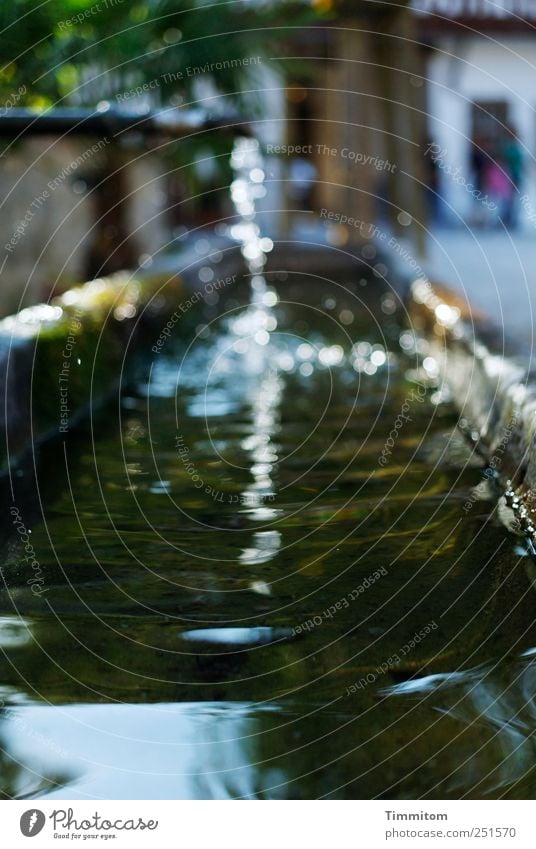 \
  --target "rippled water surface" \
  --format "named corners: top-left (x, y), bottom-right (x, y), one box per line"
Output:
top-left (1, 272), bottom-right (535, 799)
